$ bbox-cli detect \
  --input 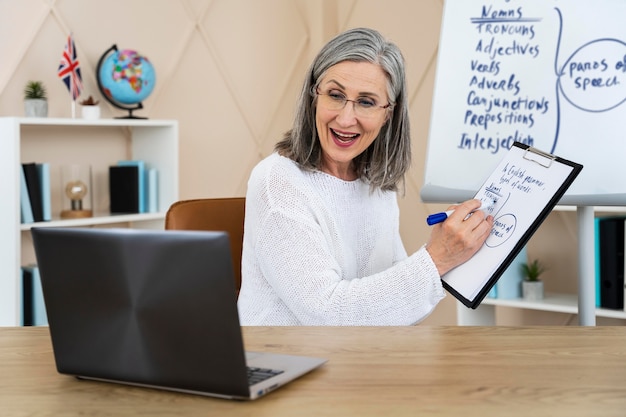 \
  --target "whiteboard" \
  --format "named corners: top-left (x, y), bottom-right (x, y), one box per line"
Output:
top-left (422, 0), bottom-right (626, 206)
top-left (441, 142), bottom-right (582, 308)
